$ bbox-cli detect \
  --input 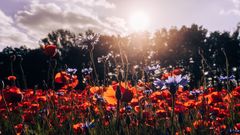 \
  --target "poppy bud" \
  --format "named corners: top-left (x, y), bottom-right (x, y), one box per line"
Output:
top-left (115, 85), bottom-right (121, 100)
